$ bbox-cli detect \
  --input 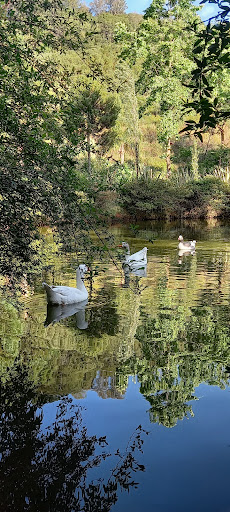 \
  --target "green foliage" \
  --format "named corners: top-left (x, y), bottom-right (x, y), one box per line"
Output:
top-left (198, 146), bottom-right (230, 176)
top-left (120, 177), bottom-right (179, 218)
top-left (64, 88), bottom-right (119, 173)
top-left (0, 0), bottom-right (121, 287)
top-left (114, 62), bottom-right (139, 151)
top-left (90, 160), bottom-right (134, 189)
top-left (144, 0), bottom-right (166, 20)
top-left (183, 0), bottom-right (230, 136)
top-left (0, 300), bottom-right (23, 373)
top-left (133, 291), bottom-right (230, 427)
top-left (0, 0), bottom-right (78, 280)
top-left (116, 0), bottom-right (198, 176)
top-left (120, 175), bottom-right (230, 219)
top-left (144, 0), bottom-right (197, 21)
top-left (180, 176), bottom-right (230, 214)
top-left (2, 0), bottom-right (230, 299)
top-left (70, 89), bottom-right (119, 144)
